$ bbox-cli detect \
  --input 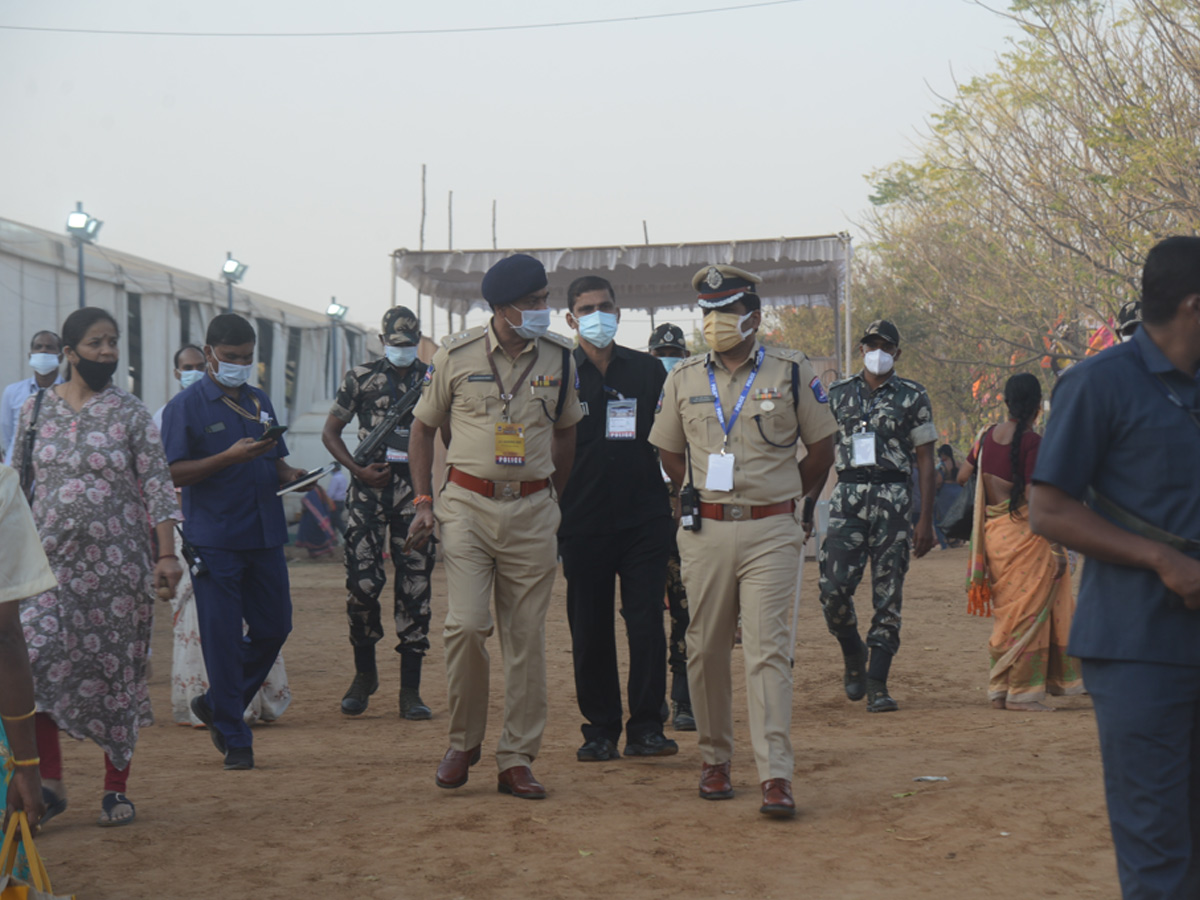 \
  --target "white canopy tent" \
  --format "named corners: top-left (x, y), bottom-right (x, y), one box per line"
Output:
top-left (392, 234), bottom-right (854, 371)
